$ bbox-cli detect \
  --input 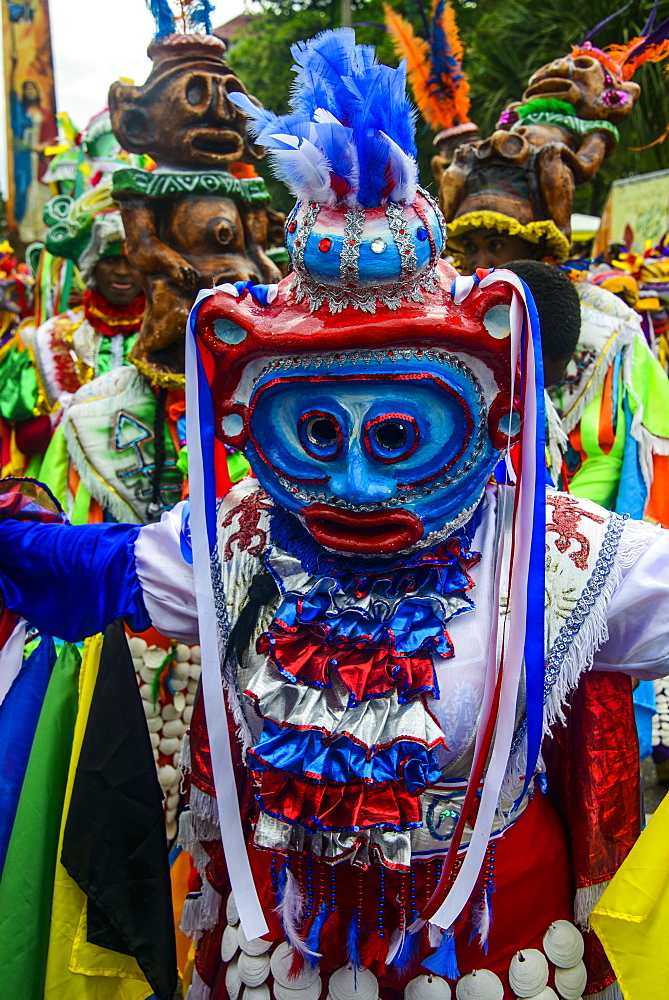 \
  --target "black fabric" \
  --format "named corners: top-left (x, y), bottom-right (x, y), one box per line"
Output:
top-left (61, 619), bottom-right (177, 1000)
top-left (226, 570), bottom-right (280, 670)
